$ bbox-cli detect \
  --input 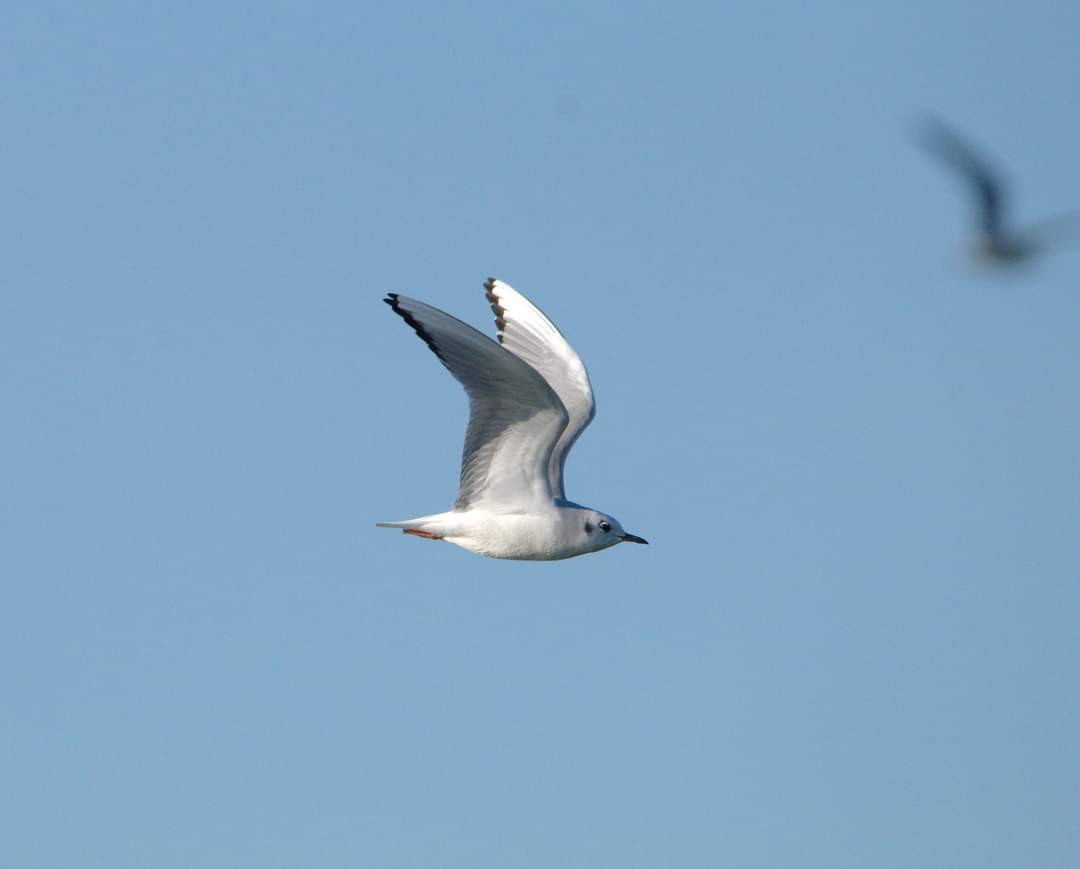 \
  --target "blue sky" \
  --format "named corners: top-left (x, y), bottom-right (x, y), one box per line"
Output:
top-left (4, 2), bottom-right (1080, 866)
